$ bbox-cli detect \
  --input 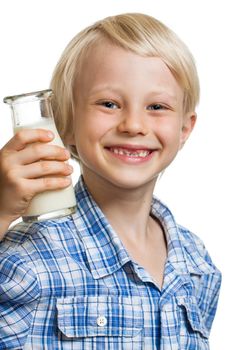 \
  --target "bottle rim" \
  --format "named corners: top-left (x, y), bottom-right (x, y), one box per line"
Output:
top-left (3, 89), bottom-right (53, 105)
